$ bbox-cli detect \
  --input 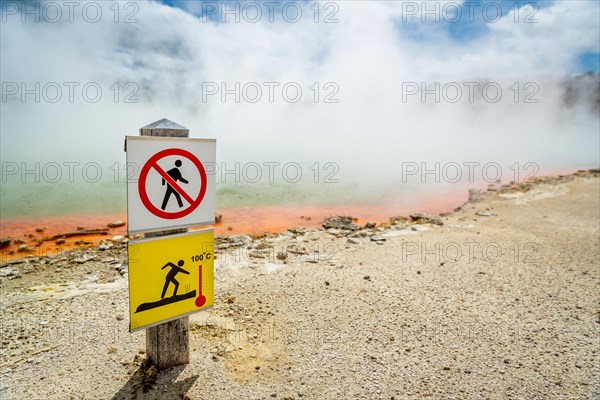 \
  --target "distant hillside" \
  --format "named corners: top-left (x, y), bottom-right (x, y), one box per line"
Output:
top-left (561, 73), bottom-right (600, 113)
